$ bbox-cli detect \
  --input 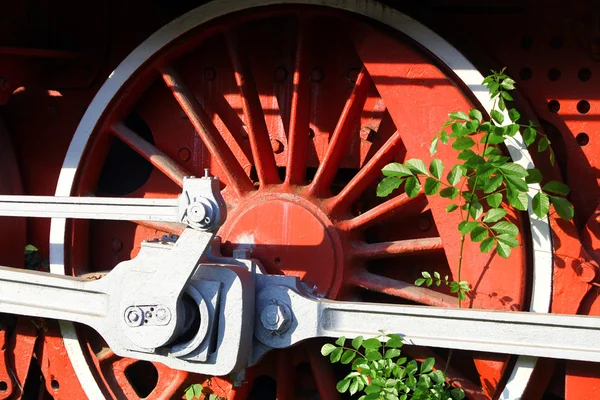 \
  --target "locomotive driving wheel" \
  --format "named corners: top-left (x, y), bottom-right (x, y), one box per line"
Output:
top-left (47, 1), bottom-right (552, 398)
